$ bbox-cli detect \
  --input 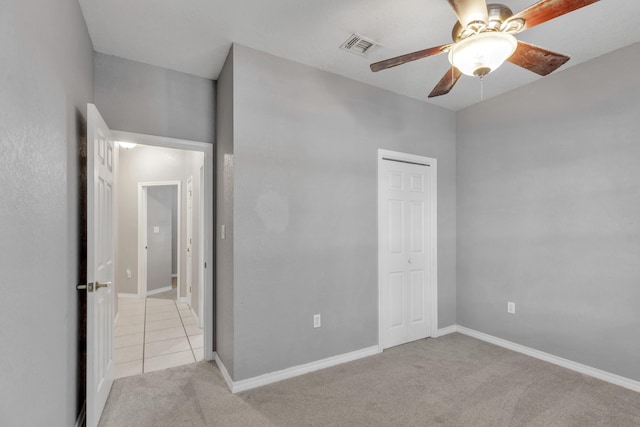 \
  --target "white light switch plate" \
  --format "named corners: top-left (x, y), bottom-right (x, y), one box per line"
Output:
top-left (153, 226), bottom-right (160, 234)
